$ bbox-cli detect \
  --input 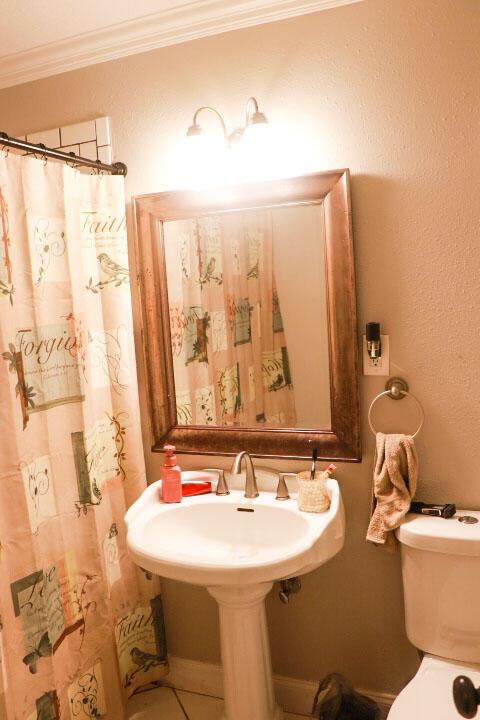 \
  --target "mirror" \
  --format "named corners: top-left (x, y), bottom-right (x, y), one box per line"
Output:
top-left (133, 171), bottom-right (360, 460)
top-left (163, 203), bottom-right (331, 430)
